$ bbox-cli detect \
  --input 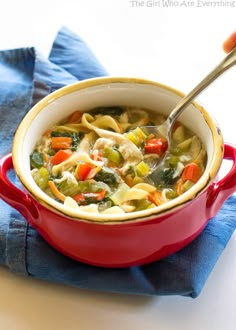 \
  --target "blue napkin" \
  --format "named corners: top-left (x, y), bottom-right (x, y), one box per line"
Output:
top-left (0, 26), bottom-right (235, 298)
